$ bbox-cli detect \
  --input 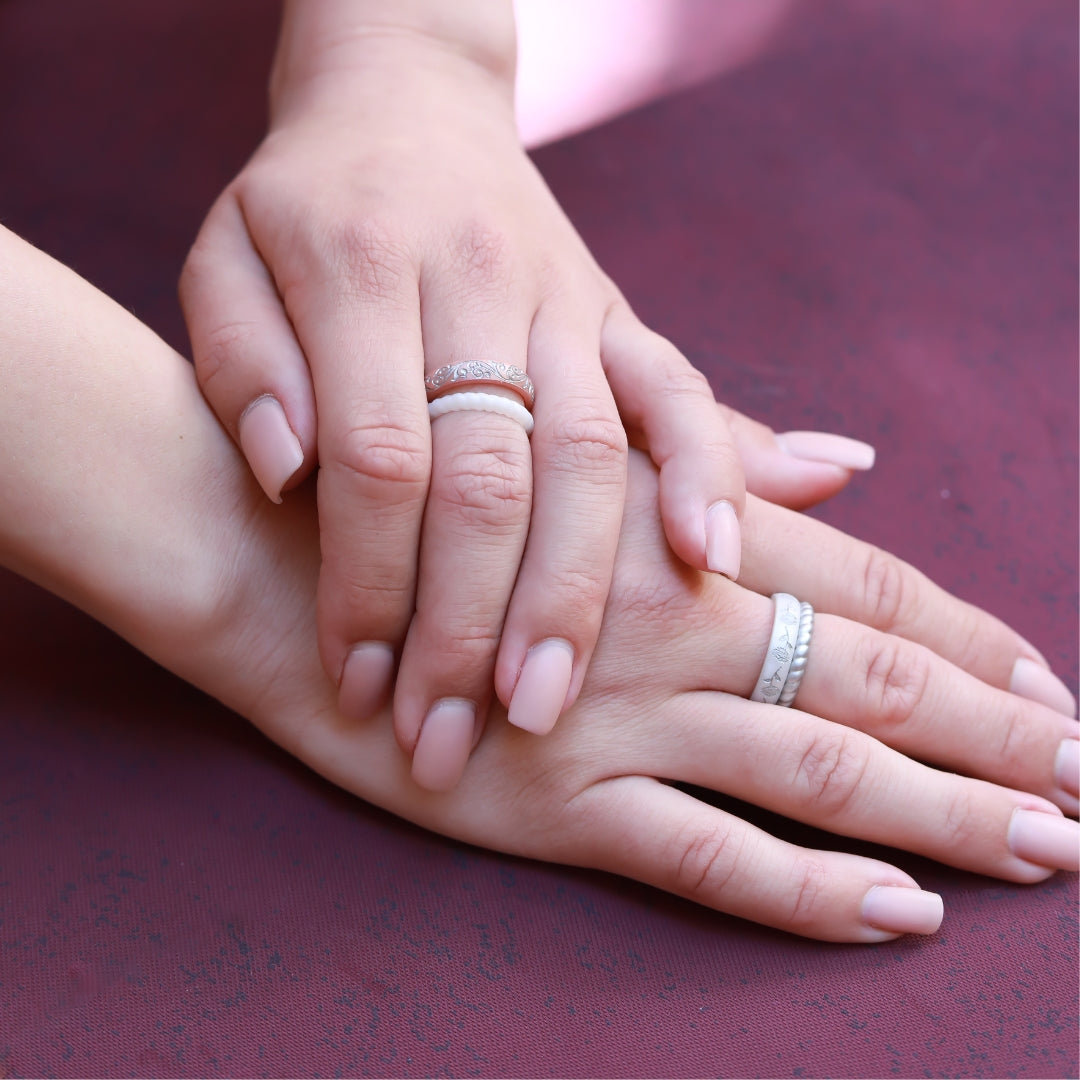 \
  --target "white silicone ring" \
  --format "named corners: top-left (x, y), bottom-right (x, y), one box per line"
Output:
top-left (427, 391), bottom-right (535, 435)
